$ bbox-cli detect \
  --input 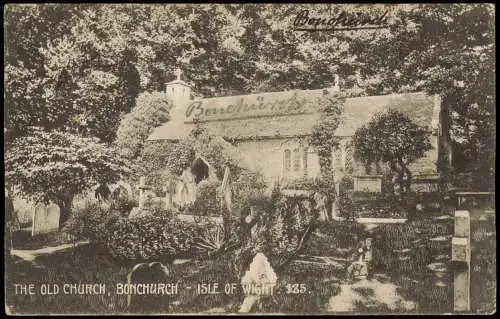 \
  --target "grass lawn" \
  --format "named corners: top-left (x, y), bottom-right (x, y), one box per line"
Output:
top-left (11, 229), bottom-right (76, 251)
top-left (5, 242), bottom-right (343, 314)
top-left (7, 208), bottom-right (493, 314)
